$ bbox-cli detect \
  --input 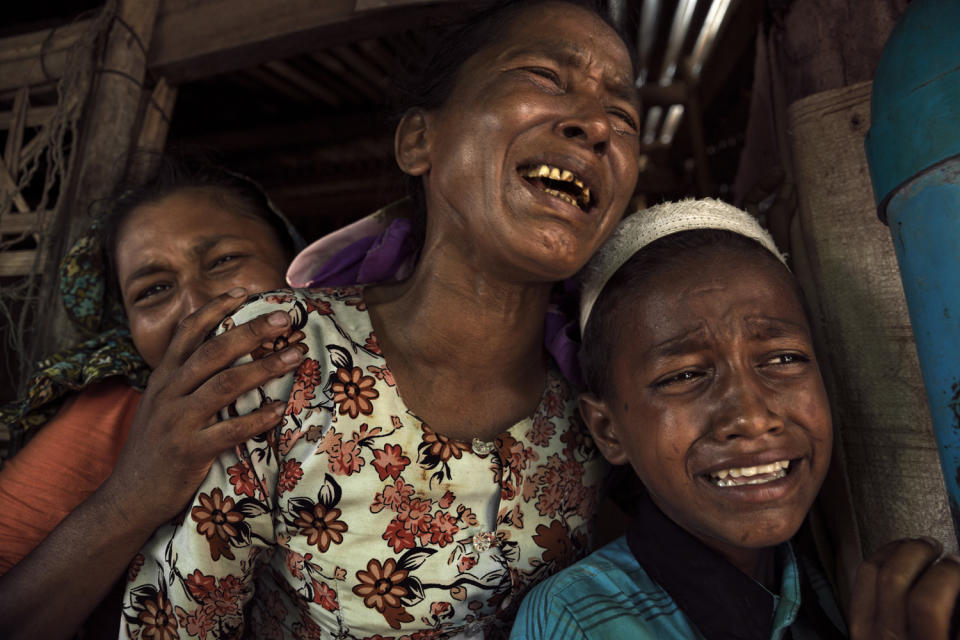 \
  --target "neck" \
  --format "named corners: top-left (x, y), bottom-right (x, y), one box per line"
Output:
top-left (364, 245), bottom-right (554, 439)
